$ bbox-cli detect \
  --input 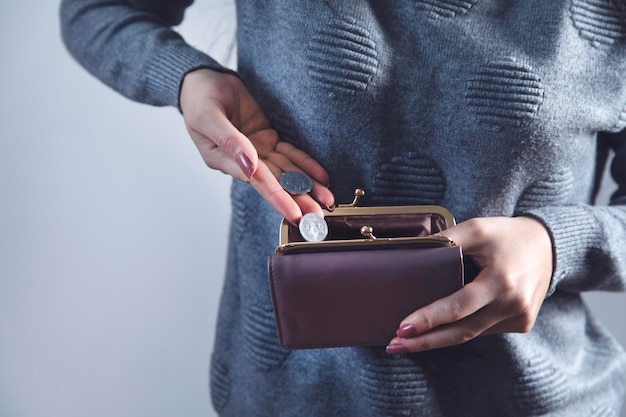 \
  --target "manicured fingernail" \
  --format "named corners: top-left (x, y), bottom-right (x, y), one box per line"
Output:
top-left (396, 325), bottom-right (418, 338)
top-left (236, 152), bottom-right (254, 178)
top-left (386, 343), bottom-right (411, 355)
